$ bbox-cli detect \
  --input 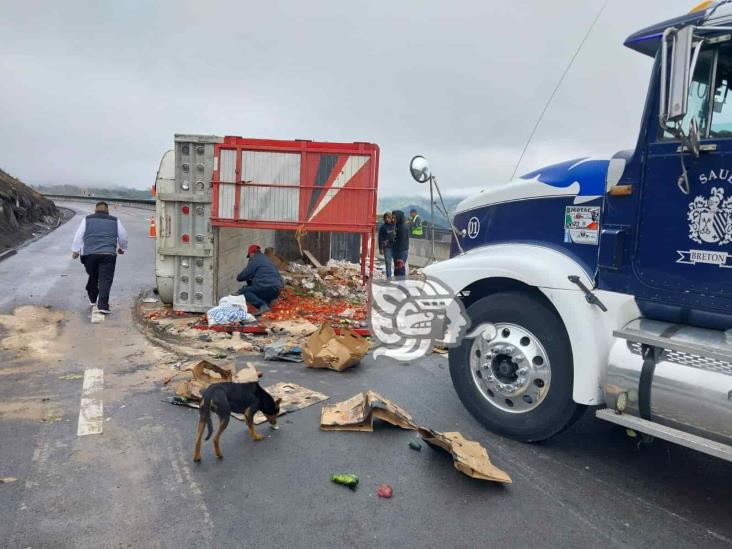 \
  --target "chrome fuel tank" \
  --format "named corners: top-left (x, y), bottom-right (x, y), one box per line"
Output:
top-left (605, 319), bottom-right (732, 446)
